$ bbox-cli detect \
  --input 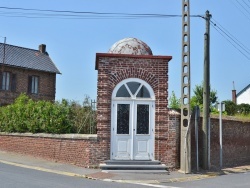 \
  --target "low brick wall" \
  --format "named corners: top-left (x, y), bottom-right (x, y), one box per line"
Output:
top-left (1, 115), bottom-right (249, 169)
top-left (0, 133), bottom-right (99, 168)
top-left (191, 116), bottom-right (250, 169)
